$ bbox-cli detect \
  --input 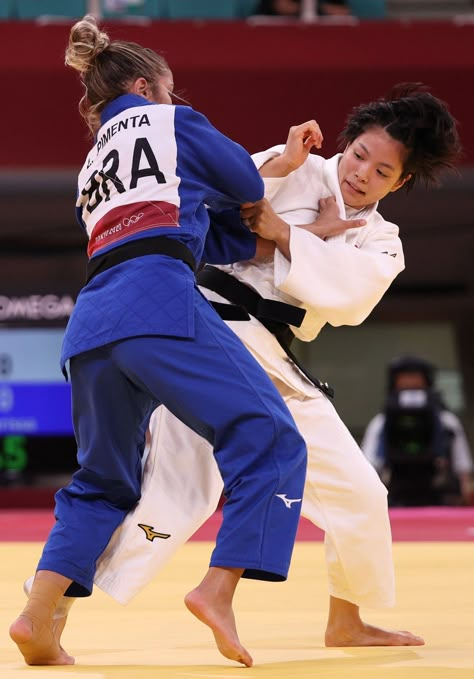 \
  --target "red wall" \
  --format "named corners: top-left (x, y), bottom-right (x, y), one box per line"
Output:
top-left (1, 19), bottom-right (473, 167)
